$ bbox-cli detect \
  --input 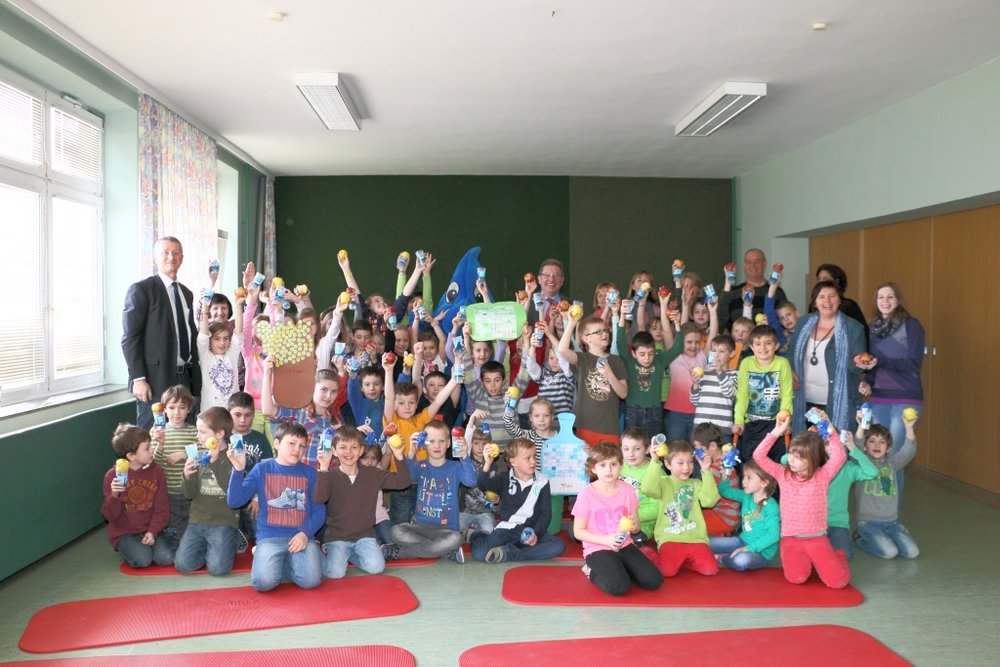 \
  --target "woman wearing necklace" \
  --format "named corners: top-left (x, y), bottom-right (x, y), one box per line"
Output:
top-left (858, 282), bottom-right (925, 458)
top-left (790, 281), bottom-right (867, 432)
